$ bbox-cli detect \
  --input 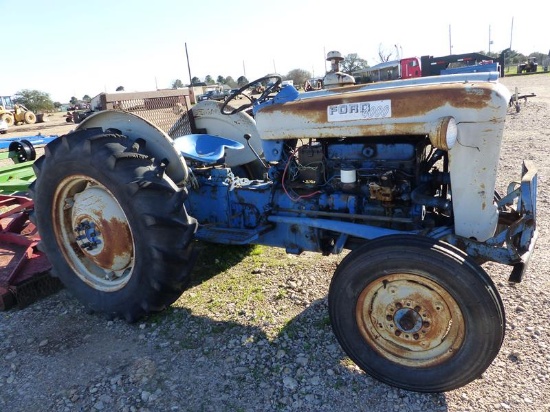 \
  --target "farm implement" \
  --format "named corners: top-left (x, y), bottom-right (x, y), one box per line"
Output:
top-left (0, 135), bottom-right (61, 310)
